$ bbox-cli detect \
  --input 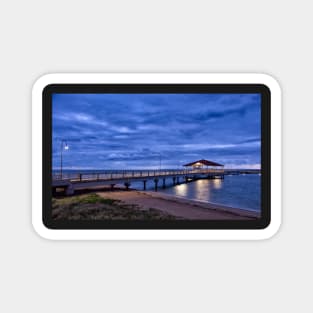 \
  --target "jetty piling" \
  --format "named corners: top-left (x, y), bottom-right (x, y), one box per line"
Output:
top-left (162, 178), bottom-right (166, 189)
